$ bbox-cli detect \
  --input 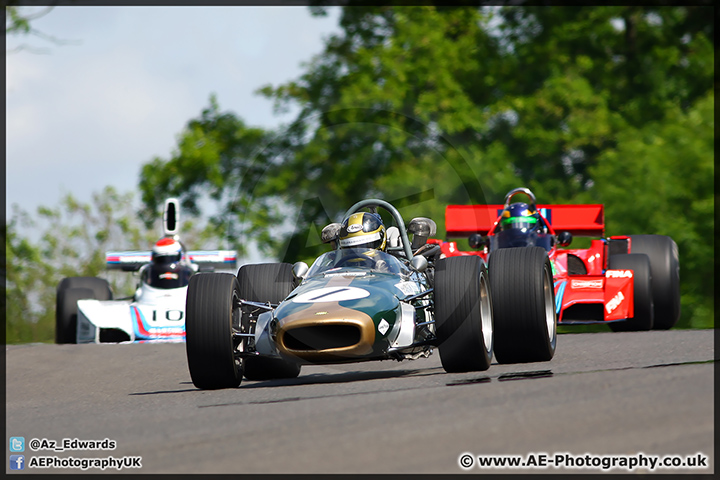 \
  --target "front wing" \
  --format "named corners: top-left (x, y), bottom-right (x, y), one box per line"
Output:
top-left (555, 270), bottom-right (634, 324)
top-left (76, 299), bottom-right (186, 343)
